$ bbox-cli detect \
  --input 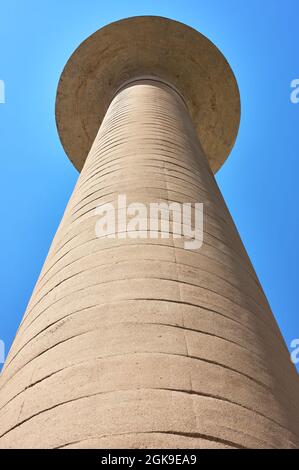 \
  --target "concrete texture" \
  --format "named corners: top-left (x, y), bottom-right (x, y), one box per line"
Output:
top-left (0, 17), bottom-right (298, 449)
top-left (55, 16), bottom-right (240, 174)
